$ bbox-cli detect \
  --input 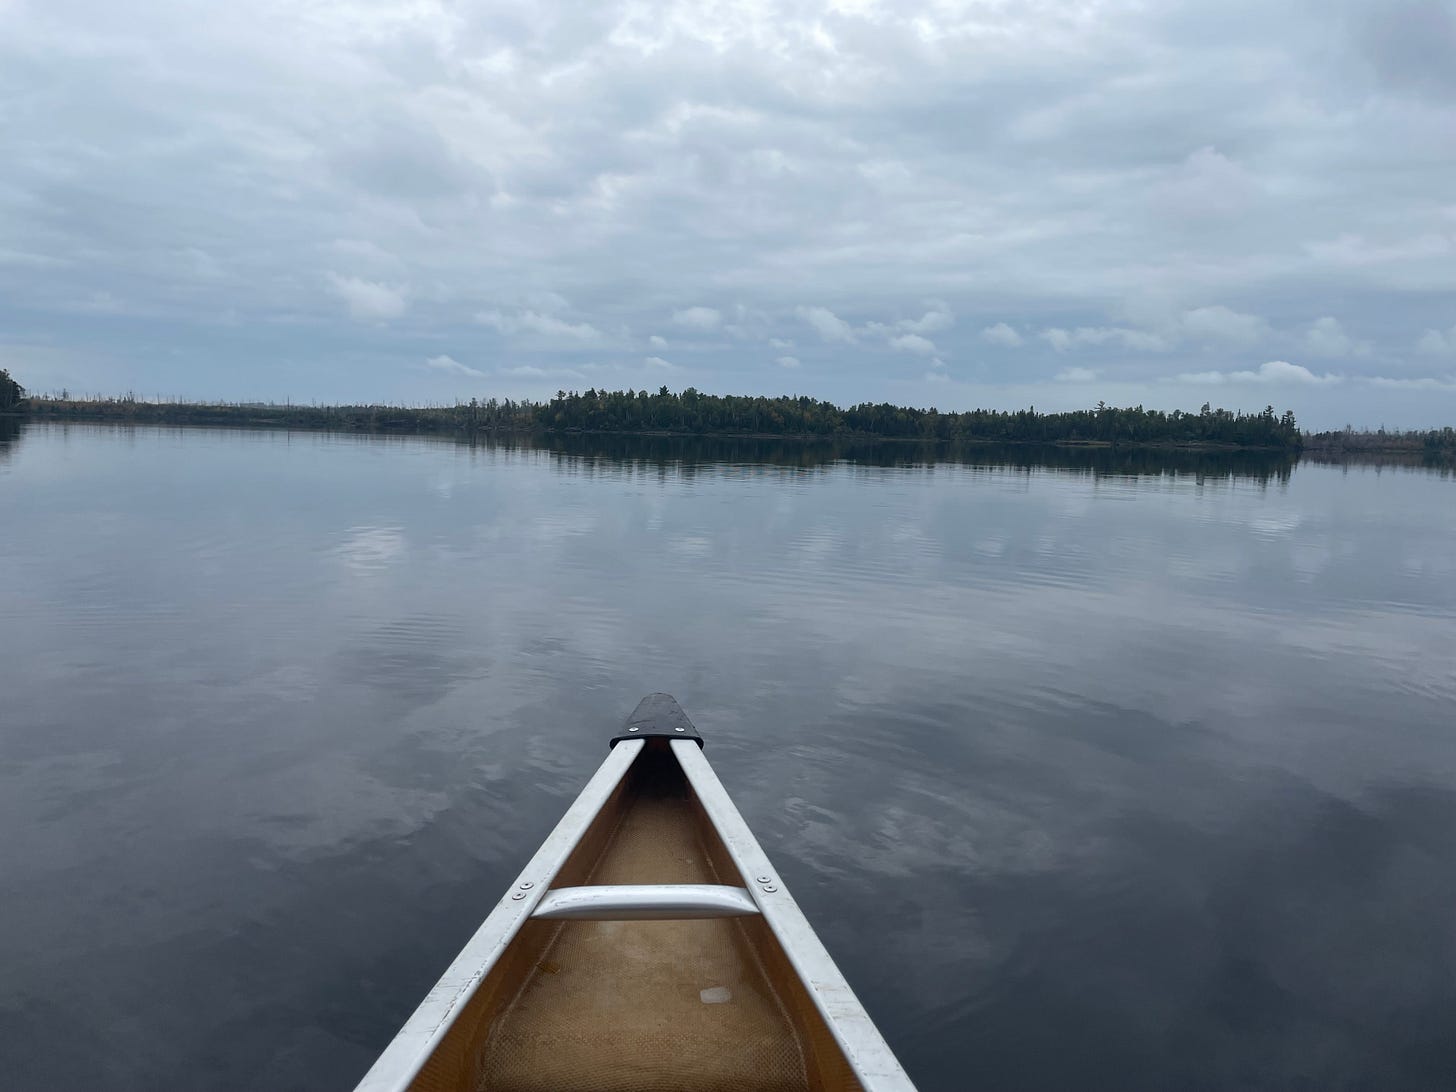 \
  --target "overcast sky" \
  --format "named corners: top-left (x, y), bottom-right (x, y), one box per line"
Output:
top-left (2, 0), bottom-right (1454, 427)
